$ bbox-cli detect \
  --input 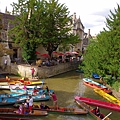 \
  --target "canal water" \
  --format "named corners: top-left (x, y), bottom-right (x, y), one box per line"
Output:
top-left (1, 70), bottom-right (120, 120)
